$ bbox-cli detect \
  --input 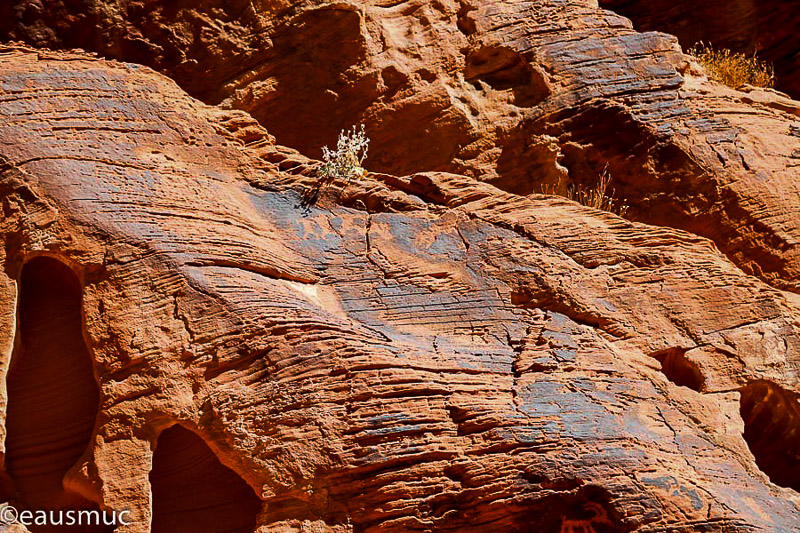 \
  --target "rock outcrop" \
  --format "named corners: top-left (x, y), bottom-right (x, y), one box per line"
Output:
top-left (1, 44), bottom-right (800, 532)
top-left (597, 0), bottom-right (800, 99)
top-left (2, 1), bottom-right (800, 293)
